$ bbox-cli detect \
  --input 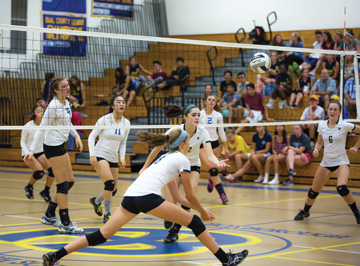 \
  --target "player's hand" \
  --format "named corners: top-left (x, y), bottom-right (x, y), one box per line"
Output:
top-left (201, 208), bottom-right (216, 222)
top-left (24, 150), bottom-right (34, 161)
top-left (90, 156), bottom-right (98, 169)
top-left (349, 147), bottom-right (358, 154)
top-left (249, 111), bottom-right (254, 118)
top-left (313, 149), bottom-right (319, 157)
top-left (120, 160), bottom-right (126, 168)
top-left (75, 135), bottom-right (83, 152)
top-left (217, 159), bottom-right (229, 168)
top-left (224, 149), bottom-right (230, 158)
